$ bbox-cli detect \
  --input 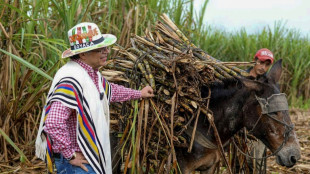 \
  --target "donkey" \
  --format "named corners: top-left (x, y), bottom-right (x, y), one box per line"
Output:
top-left (175, 59), bottom-right (301, 173)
